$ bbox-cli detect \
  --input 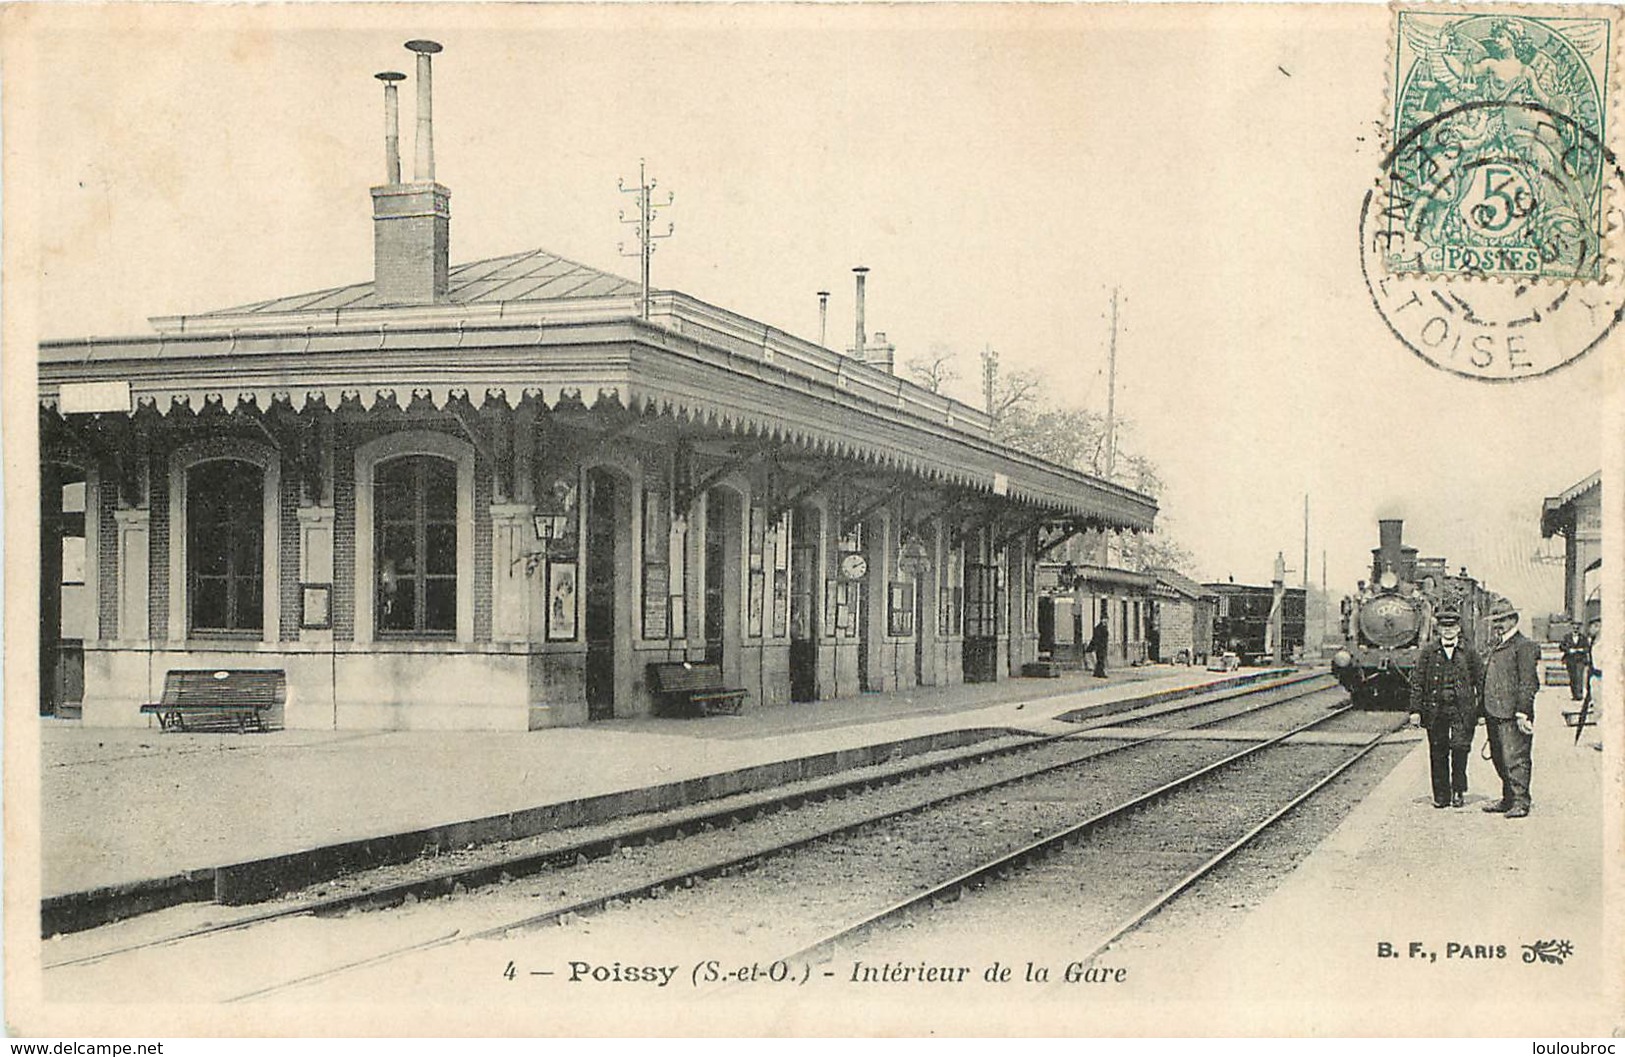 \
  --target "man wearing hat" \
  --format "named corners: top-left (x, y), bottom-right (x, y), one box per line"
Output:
top-left (1409, 606), bottom-right (1483, 808)
top-left (1481, 596), bottom-right (1541, 818)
